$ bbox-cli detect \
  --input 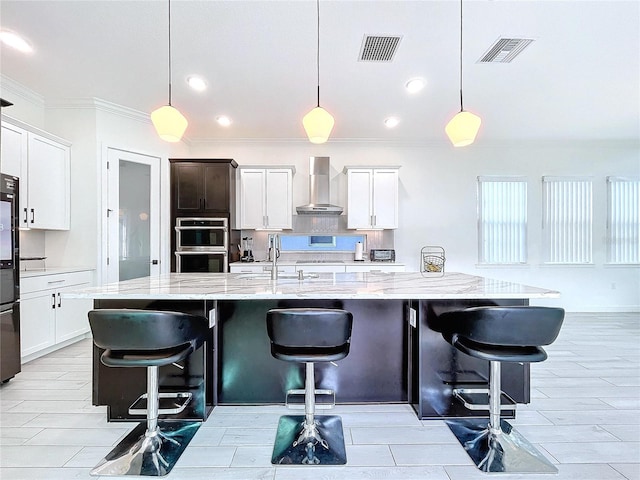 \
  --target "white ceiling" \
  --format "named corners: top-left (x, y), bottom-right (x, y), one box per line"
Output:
top-left (1, 0), bottom-right (638, 143)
